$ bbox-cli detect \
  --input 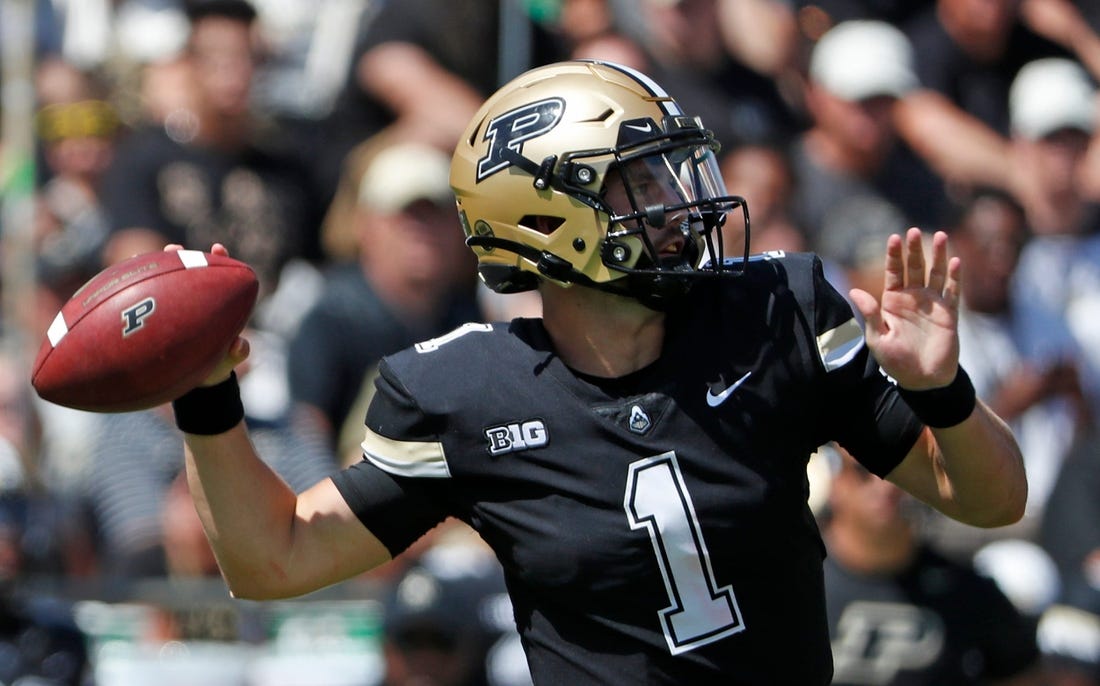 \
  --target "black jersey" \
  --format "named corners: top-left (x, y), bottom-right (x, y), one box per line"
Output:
top-left (333, 252), bottom-right (924, 684)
